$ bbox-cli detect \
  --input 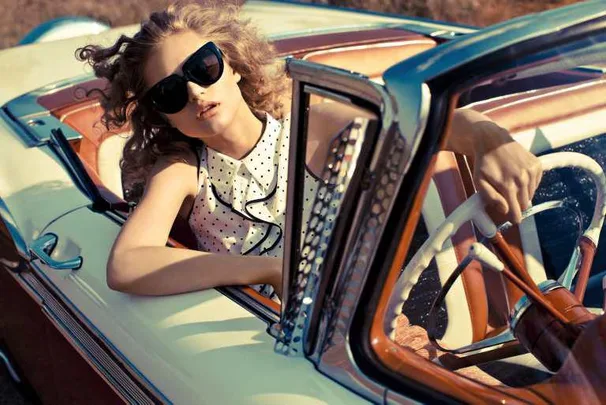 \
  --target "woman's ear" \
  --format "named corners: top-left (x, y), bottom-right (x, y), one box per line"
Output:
top-left (228, 64), bottom-right (241, 83)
